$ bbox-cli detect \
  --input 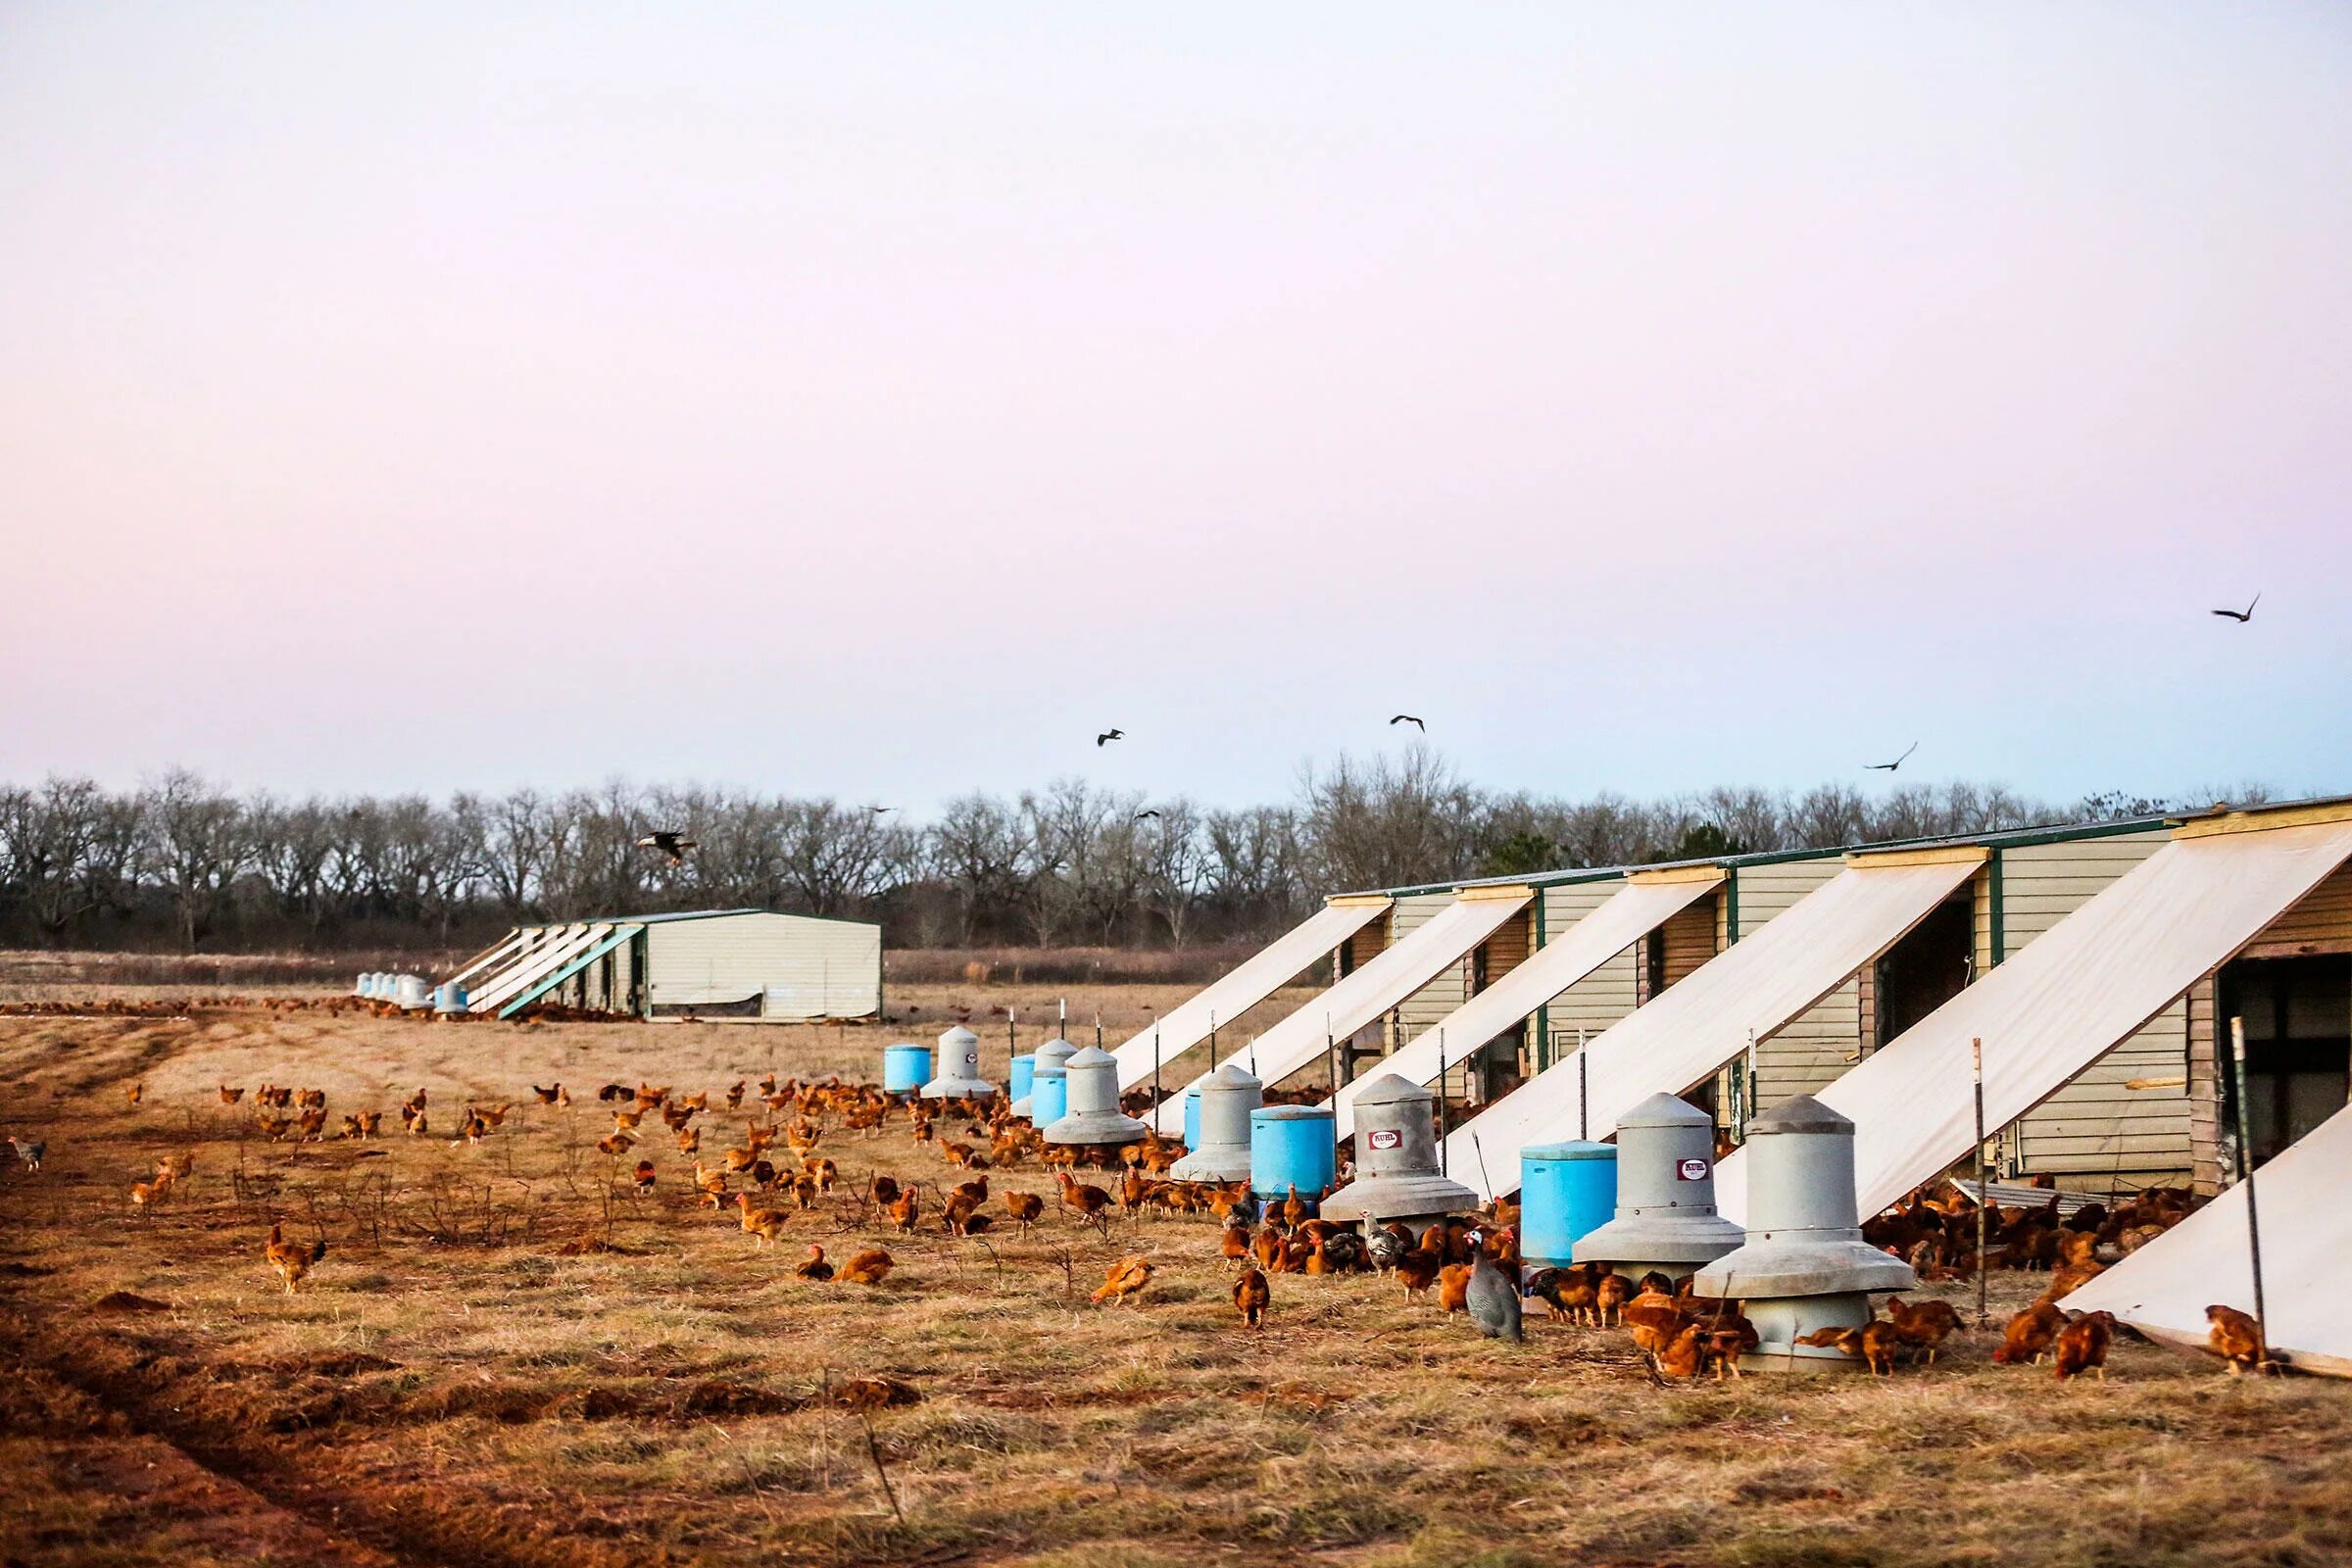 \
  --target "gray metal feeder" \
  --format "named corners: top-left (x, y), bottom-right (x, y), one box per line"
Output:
top-left (1572, 1092), bottom-right (1744, 1282)
top-left (1321, 1074), bottom-right (1480, 1227)
top-left (920, 1025), bottom-right (996, 1101)
top-left (1169, 1061), bottom-right (1260, 1182)
top-left (392, 973), bottom-right (431, 1010)
top-left (1044, 1046), bottom-right (1148, 1146)
top-left (1010, 1036), bottom-right (1078, 1119)
top-left (1694, 1095), bottom-right (1915, 1369)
